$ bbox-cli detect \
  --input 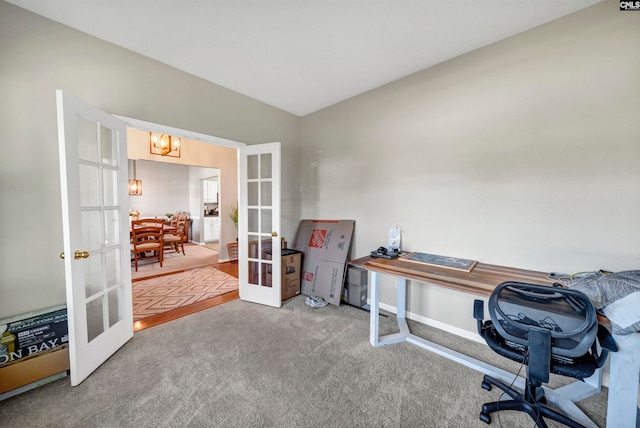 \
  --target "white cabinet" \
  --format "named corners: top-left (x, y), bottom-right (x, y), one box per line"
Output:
top-left (203, 180), bottom-right (218, 203)
top-left (204, 217), bottom-right (220, 242)
top-left (212, 217), bottom-right (220, 241)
